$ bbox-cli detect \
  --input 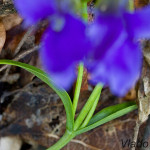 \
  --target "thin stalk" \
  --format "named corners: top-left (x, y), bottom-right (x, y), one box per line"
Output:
top-left (74, 84), bottom-right (103, 131)
top-left (47, 1), bottom-right (89, 150)
top-left (73, 63), bottom-right (84, 117)
top-left (80, 93), bottom-right (101, 129)
top-left (128, 0), bottom-right (134, 11)
top-left (81, 1), bottom-right (88, 21)
top-left (47, 130), bottom-right (75, 150)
